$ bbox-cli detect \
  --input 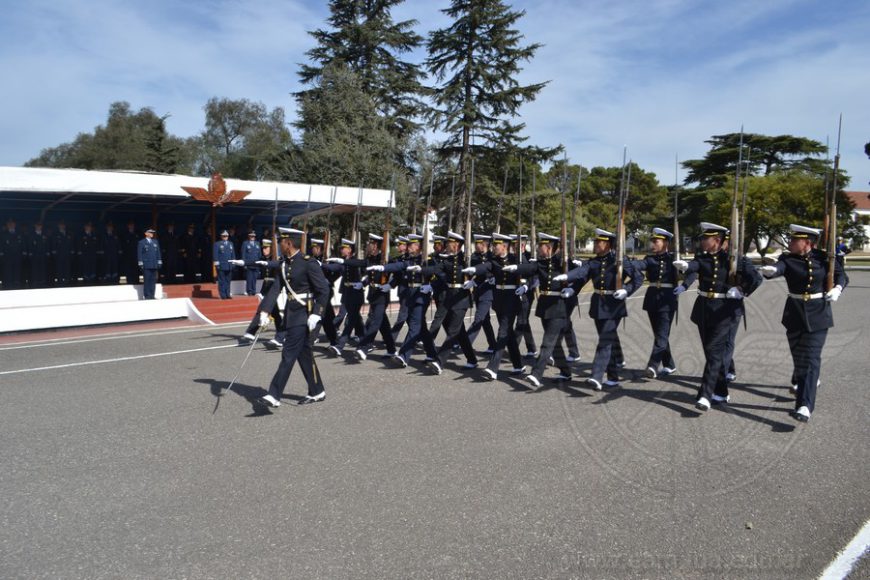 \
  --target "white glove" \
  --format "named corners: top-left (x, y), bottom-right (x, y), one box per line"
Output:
top-left (255, 260), bottom-right (268, 266)
top-left (230, 259), bottom-right (245, 266)
top-left (327, 257), bottom-right (344, 263)
top-left (307, 313), bottom-right (321, 331)
top-left (614, 289), bottom-right (628, 300)
top-left (560, 287), bottom-right (575, 299)
top-left (673, 285), bottom-right (686, 296)
top-left (406, 265), bottom-right (422, 273)
top-left (515, 285), bottom-right (528, 296)
top-left (485, 277), bottom-right (495, 285)
top-left (258, 311), bottom-right (270, 328)
top-left (138, 262), bottom-right (144, 267)
top-left (157, 261), bottom-right (162, 267)
top-left (367, 264), bottom-right (385, 272)
top-left (463, 279), bottom-right (476, 290)
top-left (502, 264), bottom-right (518, 272)
top-left (760, 265), bottom-right (778, 278)
top-left (553, 273), bottom-right (568, 282)
top-left (726, 286), bottom-right (744, 299)
top-left (461, 266), bottom-right (476, 275)
top-left (351, 282), bottom-right (363, 290)
top-left (379, 283), bottom-right (392, 293)
top-left (213, 261), bottom-right (219, 267)
top-left (420, 284), bottom-right (433, 294)
top-left (673, 260), bottom-right (689, 273)
top-left (825, 285), bottom-right (842, 302)
top-left (572, 259), bottom-right (583, 267)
